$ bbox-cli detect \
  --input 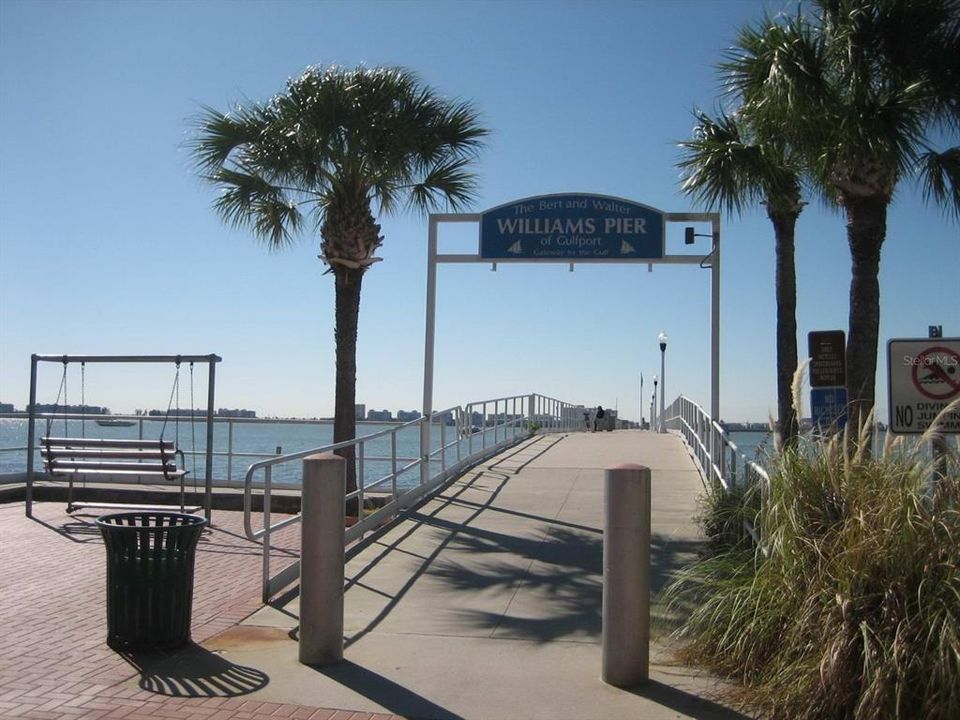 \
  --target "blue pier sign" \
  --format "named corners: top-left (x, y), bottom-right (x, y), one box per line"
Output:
top-left (479, 194), bottom-right (665, 261)
top-left (811, 387), bottom-right (848, 430)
